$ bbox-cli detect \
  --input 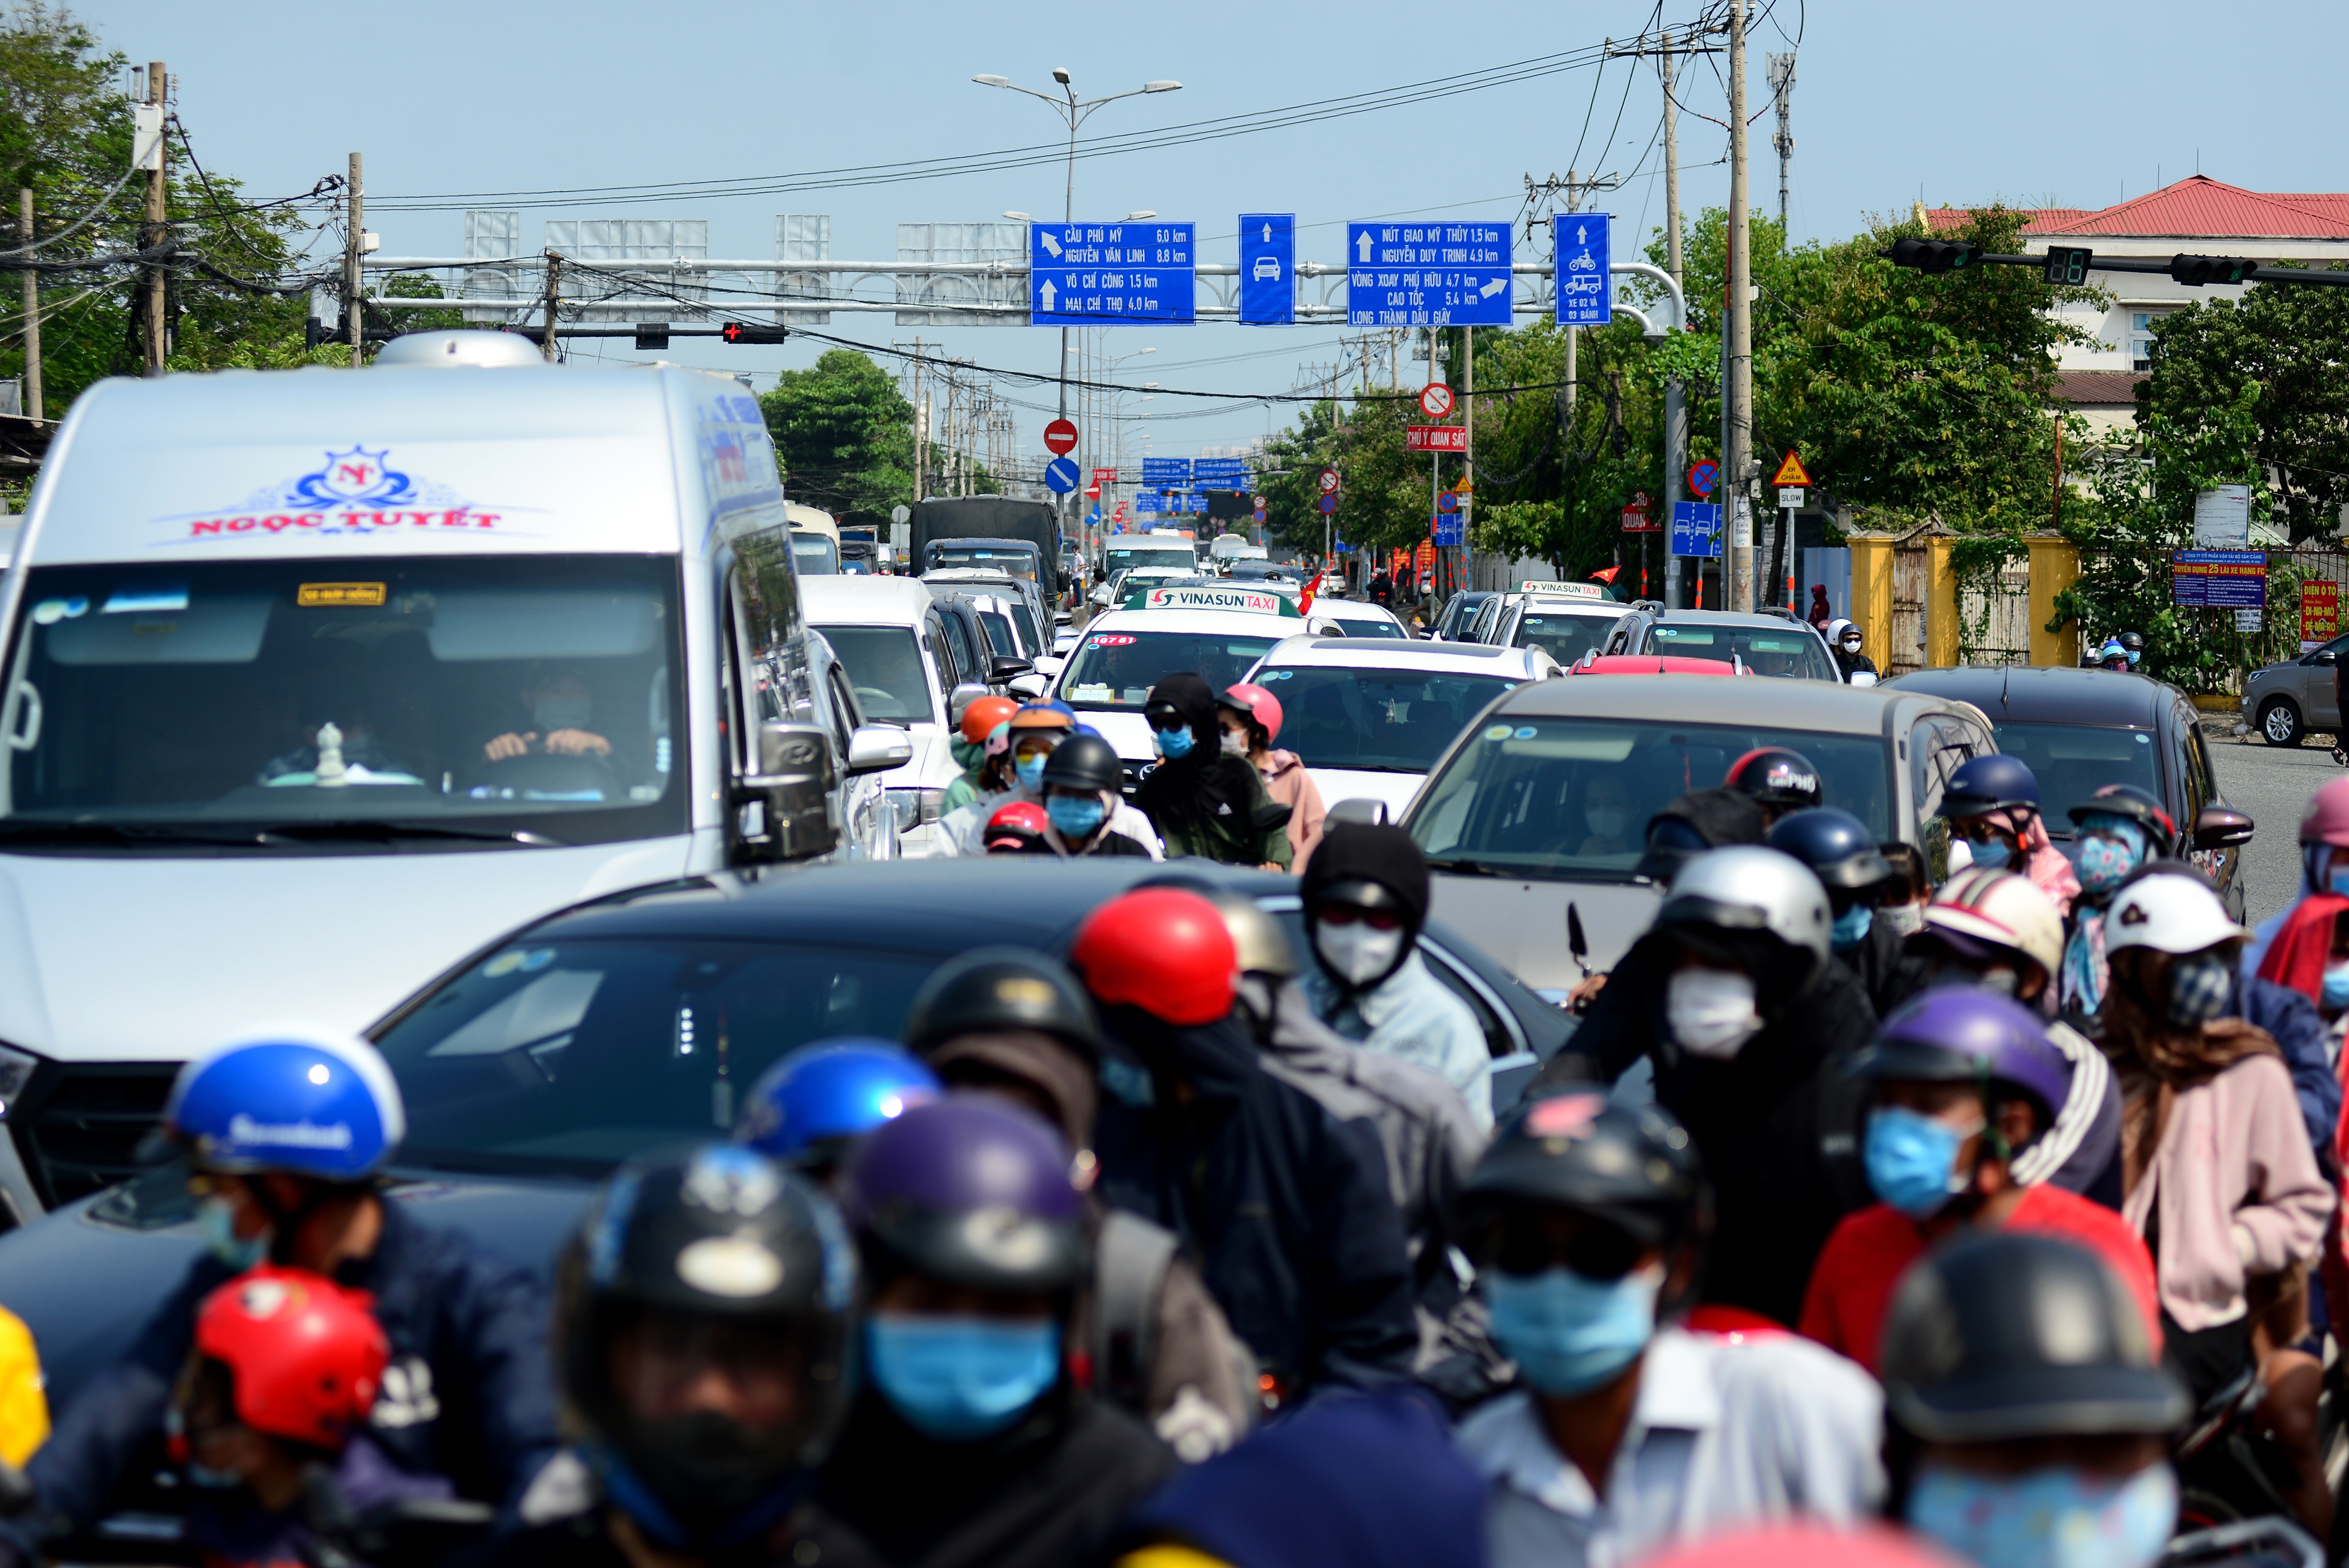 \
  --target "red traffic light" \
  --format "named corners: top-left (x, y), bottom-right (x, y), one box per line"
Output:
top-left (720, 321), bottom-right (789, 345)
